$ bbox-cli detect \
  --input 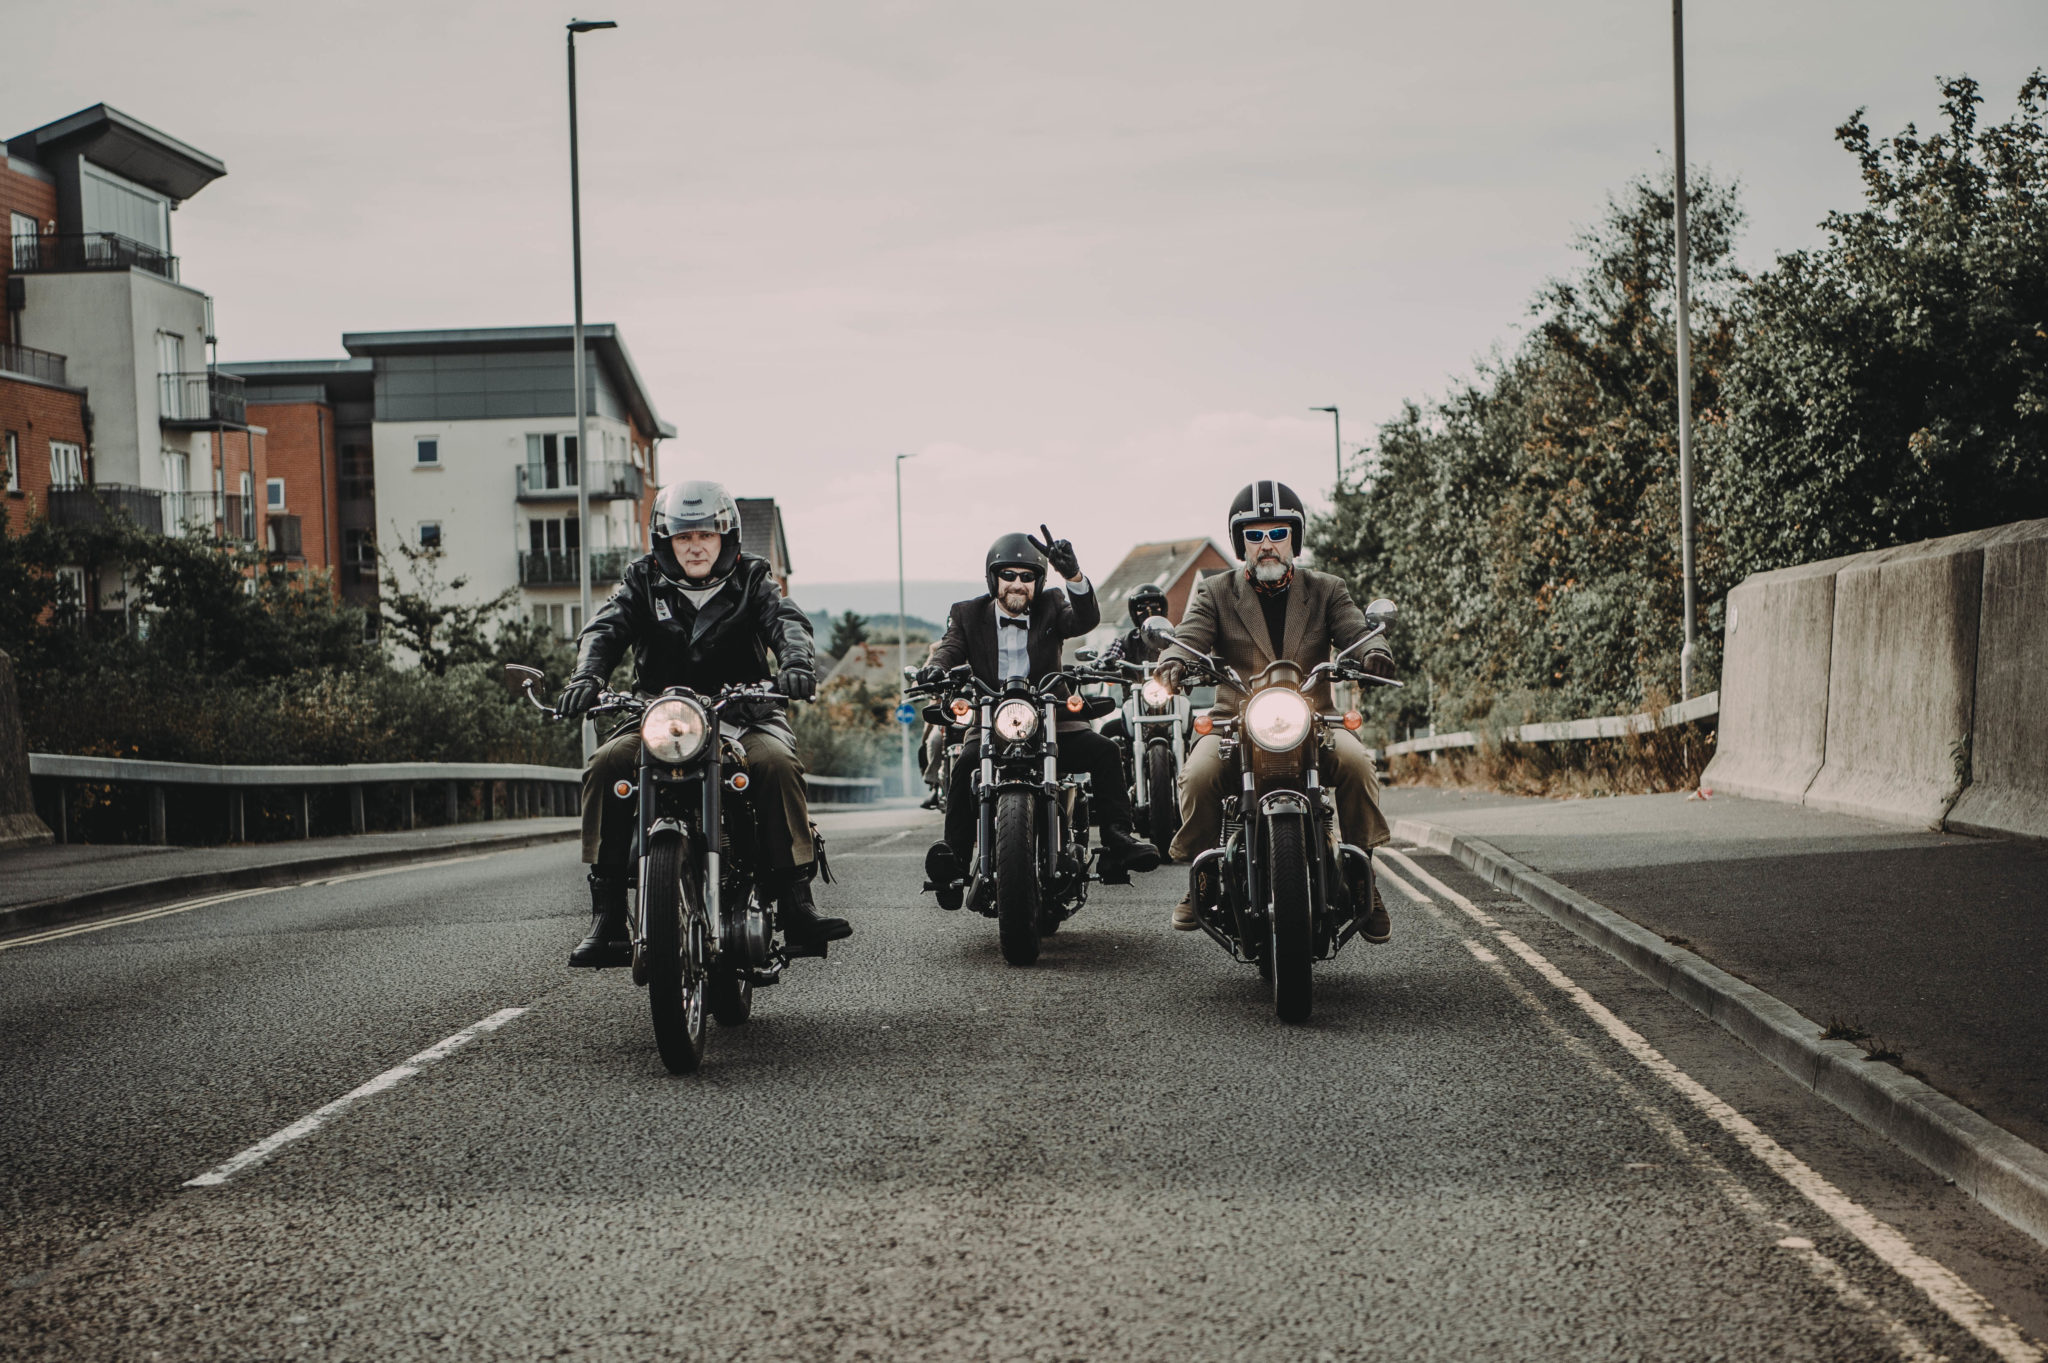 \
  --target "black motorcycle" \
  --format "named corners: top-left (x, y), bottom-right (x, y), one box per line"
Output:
top-left (1143, 602), bottom-right (1401, 1023)
top-left (506, 664), bottom-right (832, 1074)
top-left (912, 664), bottom-right (1118, 966)
top-left (1080, 648), bottom-right (1193, 856)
